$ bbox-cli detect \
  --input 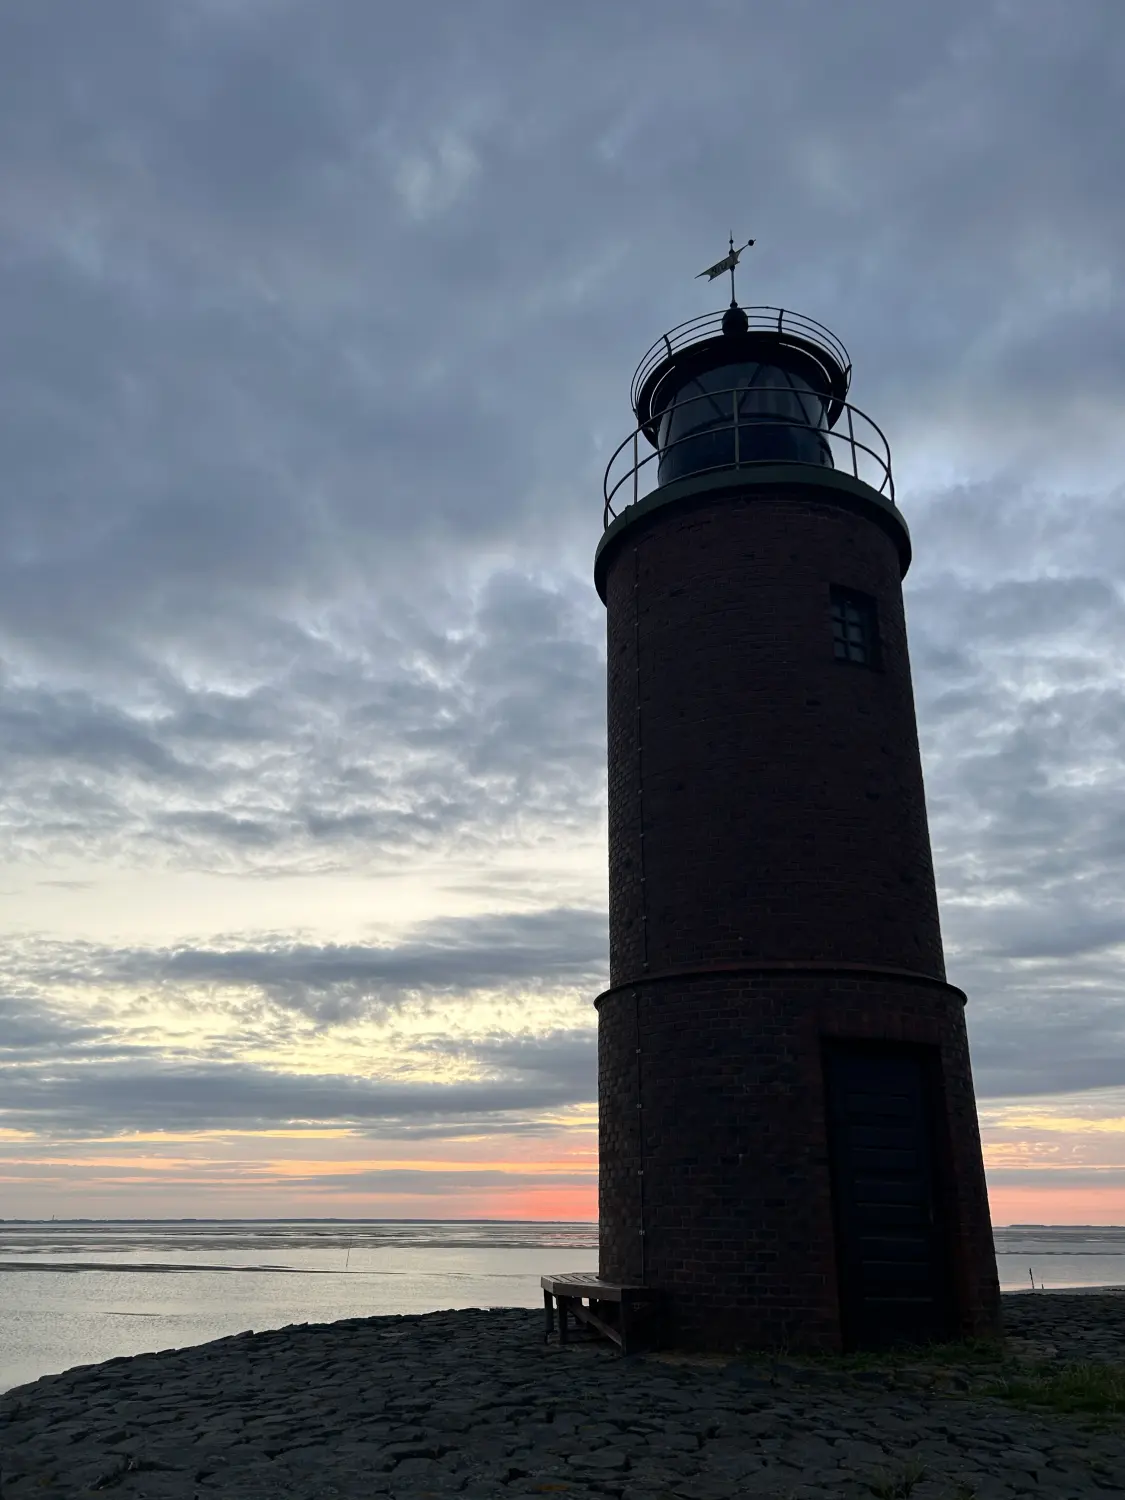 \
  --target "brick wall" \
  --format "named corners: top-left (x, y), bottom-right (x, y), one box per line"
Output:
top-left (597, 969), bottom-right (1000, 1351)
top-left (604, 485), bottom-right (945, 986)
top-left (596, 477), bottom-right (1001, 1350)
